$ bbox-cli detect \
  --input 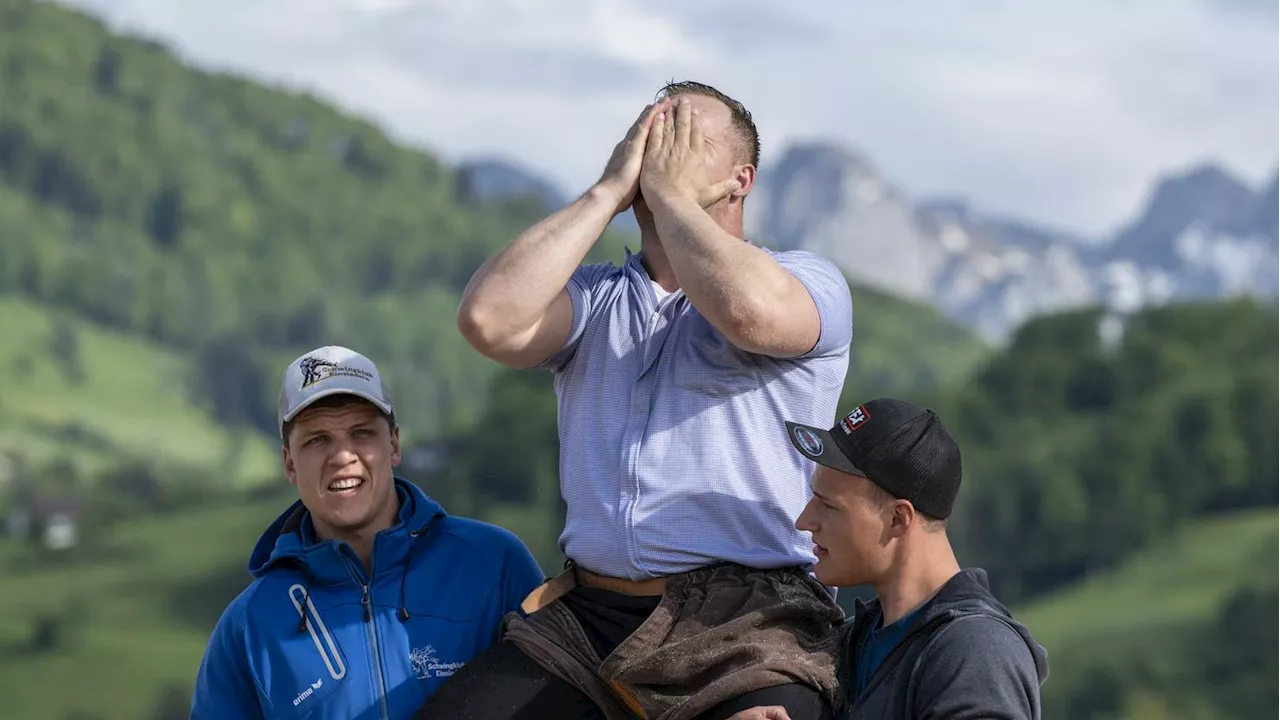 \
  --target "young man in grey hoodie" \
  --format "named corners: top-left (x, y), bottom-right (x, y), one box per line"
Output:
top-left (732, 397), bottom-right (1049, 720)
